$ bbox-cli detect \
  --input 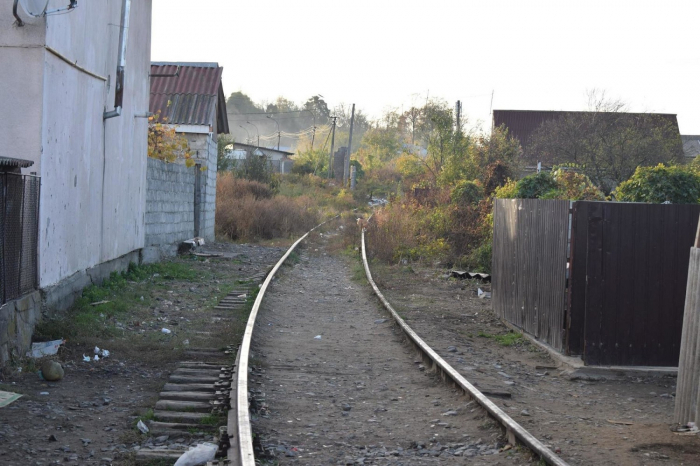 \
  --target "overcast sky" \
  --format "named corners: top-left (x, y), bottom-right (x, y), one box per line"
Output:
top-left (152, 0), bottom-right (700, 134)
